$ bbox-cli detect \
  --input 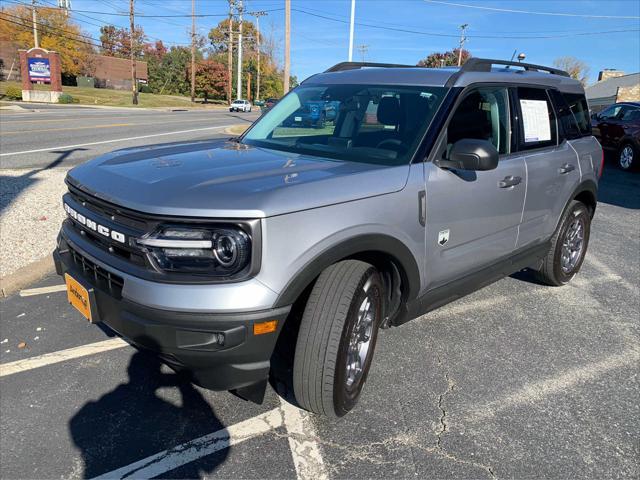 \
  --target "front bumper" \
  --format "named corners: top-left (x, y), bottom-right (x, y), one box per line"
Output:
top-left (53, 234), bottom-right (290, 394)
